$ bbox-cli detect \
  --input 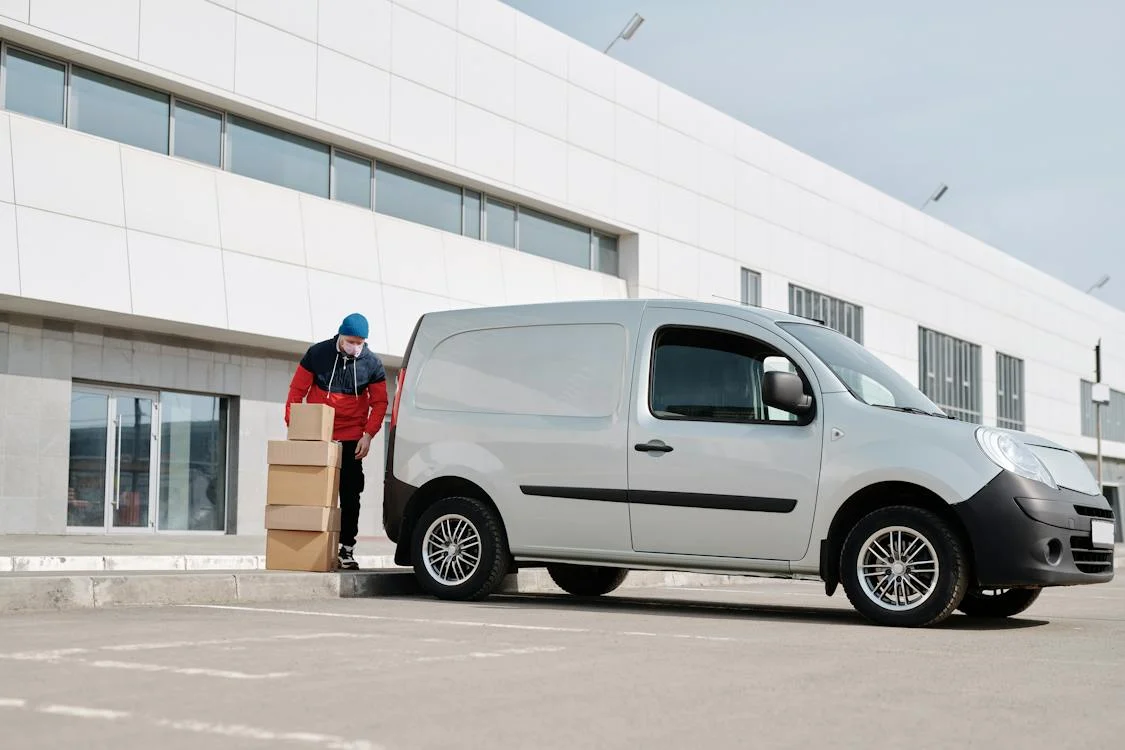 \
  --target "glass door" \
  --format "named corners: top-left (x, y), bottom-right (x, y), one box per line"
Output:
top-left (109, 393), bottom-right (158, 531)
